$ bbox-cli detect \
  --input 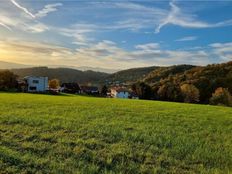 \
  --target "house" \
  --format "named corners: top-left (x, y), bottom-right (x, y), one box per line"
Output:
top-left (111, 87), bottom-right (130, 99)
top-left (17, 79), bottom-right (28, 92)
top-left (81, 86), bottom-right (99, 95)
top-left (24, 76), bottom-right (48, 92)
top-left (129, 92), bottom-right (139, 99)
top-left (60, 83), bottom-right (81, 94)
